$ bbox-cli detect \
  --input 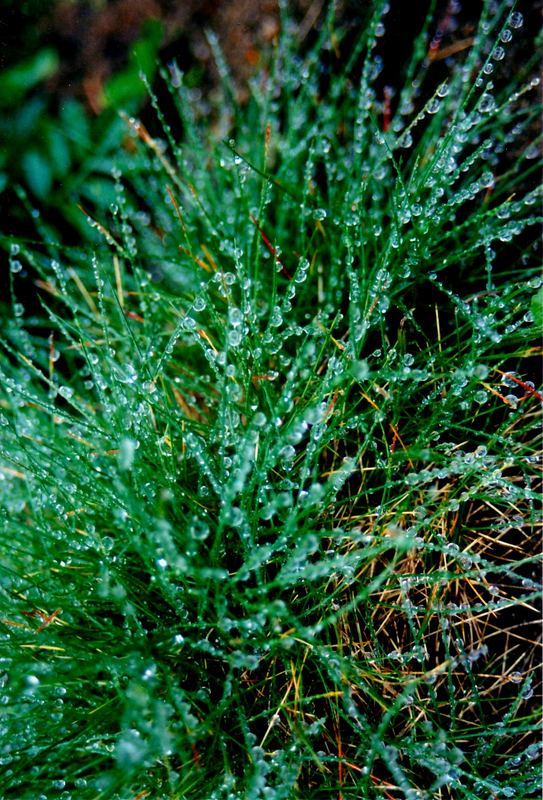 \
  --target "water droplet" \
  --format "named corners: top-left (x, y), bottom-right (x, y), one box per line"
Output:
top-left (480, 171), bottom-right (495, 188)
top-left (58, 385), bottom-right (74, 400)
top-left (228, 330), bottom-right (242, 347)
top-left (116, 729), bottom-right (149, 767)
top-left (473, 364), bottom-right (489, 379)
top-left (118, 437), bottom-right (138, 471)
top-left (116, 364), bottom-right (138, 385)
top-left (524, 143), bottom-right (540, 160)
top-left (479, 93), bottom-right (496, 113)
top-left (10, 260), bottom-right (22, 274)
top-left (492, 45), bottom-right (505, 61)
top-left (352, 360), bottom-right (370, 381)
top-left (509, 11), bottom-right (523, 28)
top-left (189, 518), bottom-right (209, 540)
top-left (279, 445), bottom-right (296, 462)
